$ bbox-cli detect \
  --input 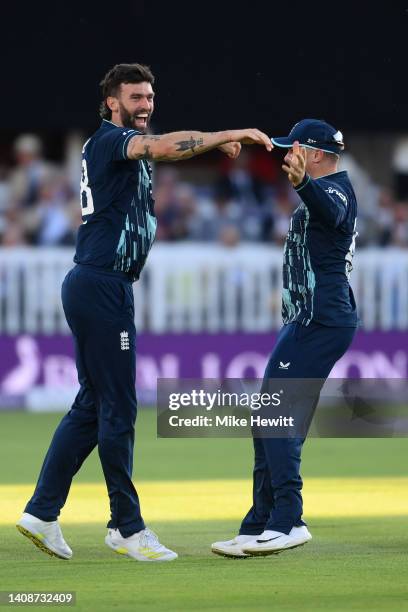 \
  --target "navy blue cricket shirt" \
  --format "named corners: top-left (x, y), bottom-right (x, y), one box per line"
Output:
top-left (282, 170), bottom-right (358, 327)
top-left (74, 119), bottom-right (157, 280)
